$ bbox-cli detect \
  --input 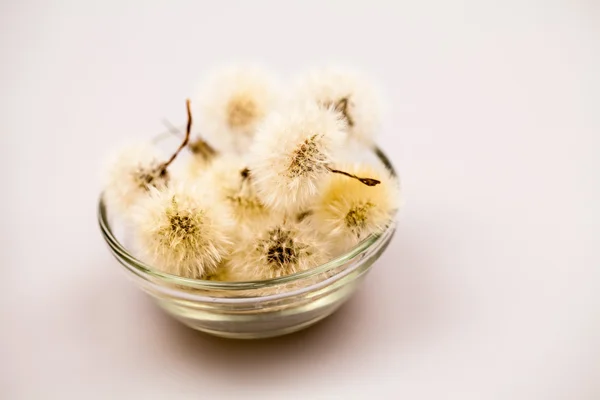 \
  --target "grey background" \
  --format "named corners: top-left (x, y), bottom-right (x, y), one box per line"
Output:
top-left (1, 0), bottom-right (598, 398)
